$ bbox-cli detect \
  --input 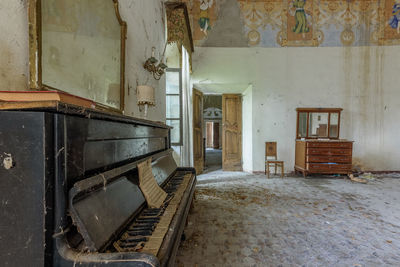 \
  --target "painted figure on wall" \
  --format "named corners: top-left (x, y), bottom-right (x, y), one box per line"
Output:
top-left (292, 0), bottom-right (309, 38)
top-left (199, 0), bottom-right (213, 36)
top-left (389, 0), bottom-right (400, 34)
